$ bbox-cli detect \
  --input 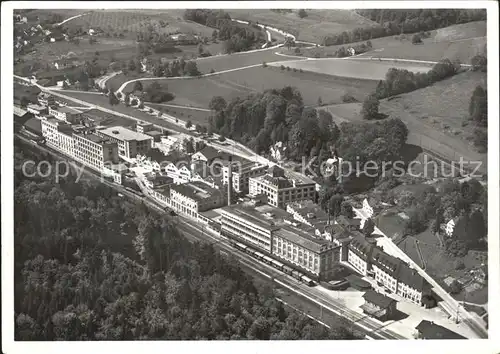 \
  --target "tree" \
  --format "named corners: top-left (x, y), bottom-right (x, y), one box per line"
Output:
top-left (433, 208), bottom-right (444, 233)
top-left (108, 92), bottom-right (119, 106)
top-left (317, 97), bottom-right (323, 106)
top-left (469, 86), bottom-right (487, 126)
top-left (449, 279), bottom-right (462, 294)
top-left (473, 128), bottom-right (487, 152)
top-left (185, 120), bottom-right (193, 129)
top-left (297, 9), bottom-right (308, 18)
top-left (185, 61), bottom-right (200, 76)
top-left (209, 96), bottom-right (227, 112)
top-left (198, 44), bottom-right (204, 55)
top-left (138, 102), bottom-right (145, 109)
top-left (361, 95), bottom-right (380, 120)
top-left (411, 34), bottom-right (423, 44)
top-left (471, 55), bottom-right (487, 72)
top-left (340, 201), bottom-right (355, 219)
top-left (124, 93), bottom-right (131, 106)
top-left (20, 96), bottom-right (30, 108)
top-left (133, 81), bottom-right (143, 92)
top-left (362, 218), bottom-right (375, 236)
top-left (218, 134), bottom-right (226, 142)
